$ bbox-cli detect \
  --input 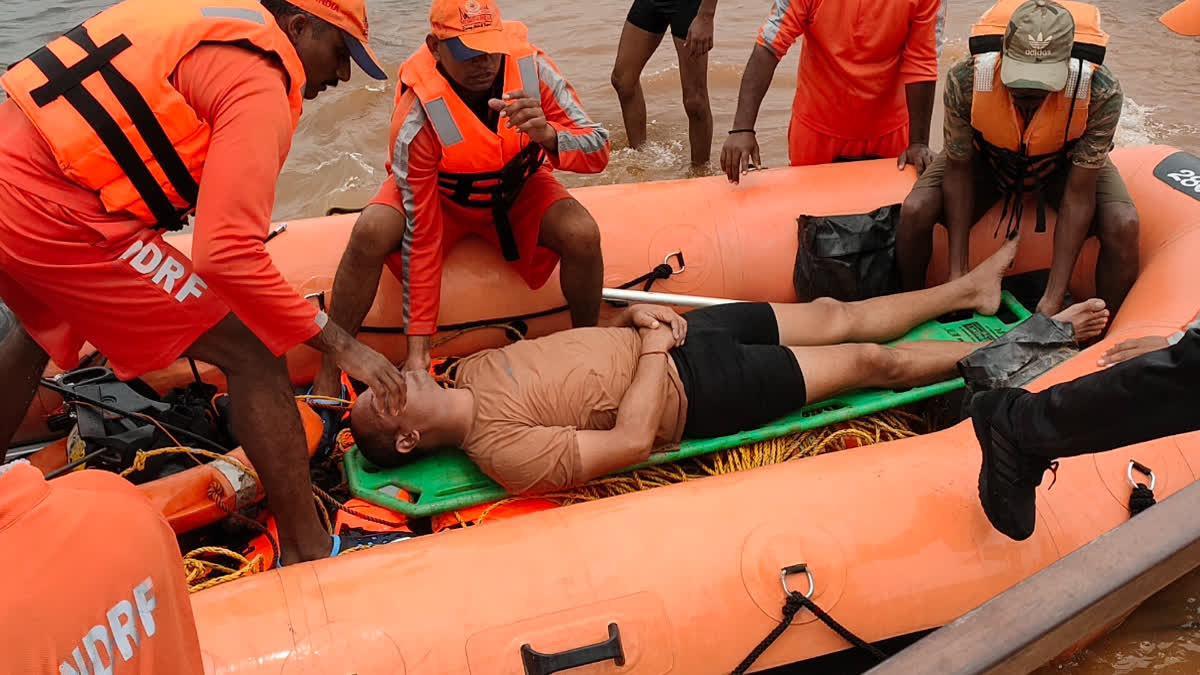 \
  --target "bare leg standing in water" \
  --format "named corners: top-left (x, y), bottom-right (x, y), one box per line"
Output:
top-left (612, 0), bottom-right (716, 165)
